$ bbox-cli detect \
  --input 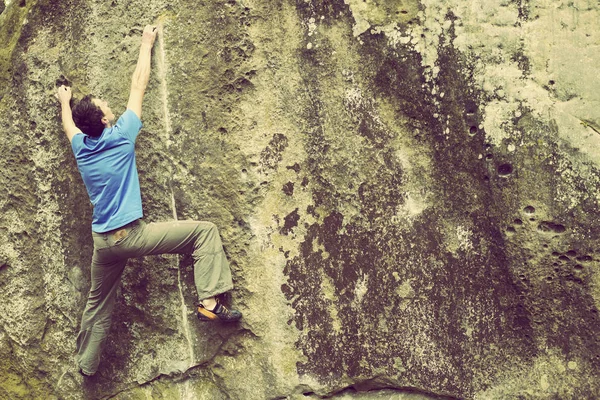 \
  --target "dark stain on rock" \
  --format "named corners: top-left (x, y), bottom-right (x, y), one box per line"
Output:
top-left (282, 181), bottom-right (294, 196)
top-left (260, 133), bottom-right (289, 171)
top-left (282, 5), bottom-right (553, 393)
top-left (281, 208), bottom-right (300, 235)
